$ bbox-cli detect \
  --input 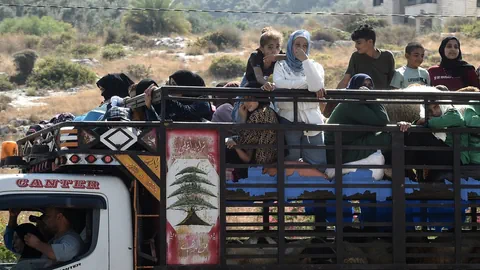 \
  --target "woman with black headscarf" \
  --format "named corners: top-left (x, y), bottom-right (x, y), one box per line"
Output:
top-left (96, 73), bottom-right (135, 103)
top-left (428, 37), bottom-right (480, 90)
top-left (129, 79), bottom-right (160, 121)
top-left (325, 74), bottom-right (391, 164)
top-left (145, 70), bottom-right (214, 122)
top-left (74, 73), bottom-right (135, 121)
